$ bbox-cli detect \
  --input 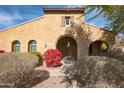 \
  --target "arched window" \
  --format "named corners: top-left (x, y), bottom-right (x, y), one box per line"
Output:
top-left (12, 40), bottom-right (21, 52)
top-left (28, 40), bottom-right (37, 52)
